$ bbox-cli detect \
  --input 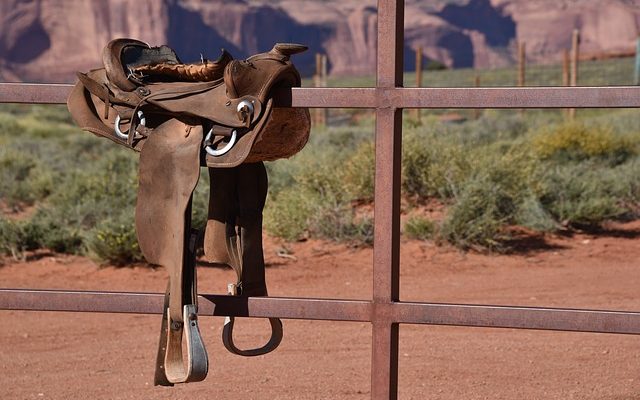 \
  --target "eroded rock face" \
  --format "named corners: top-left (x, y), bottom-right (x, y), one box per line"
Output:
top-left (495, 0), bottom-right (640, 62)
top-left (0, 0), bottom-right (167, 82)
top-left (0, 0), bottom-right (638, 82)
